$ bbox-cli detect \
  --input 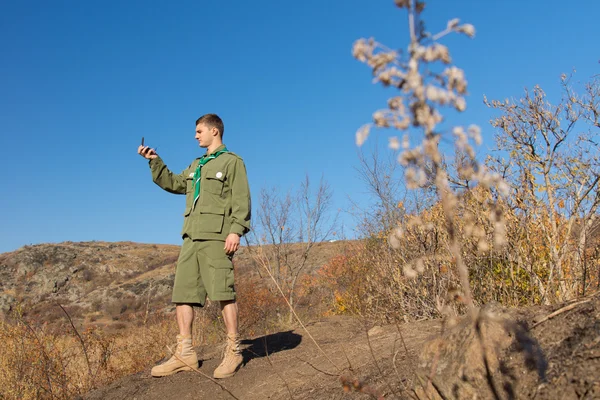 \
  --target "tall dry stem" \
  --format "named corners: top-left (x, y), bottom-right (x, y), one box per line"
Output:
top-left (353, 0), bottom-right (506, 313)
